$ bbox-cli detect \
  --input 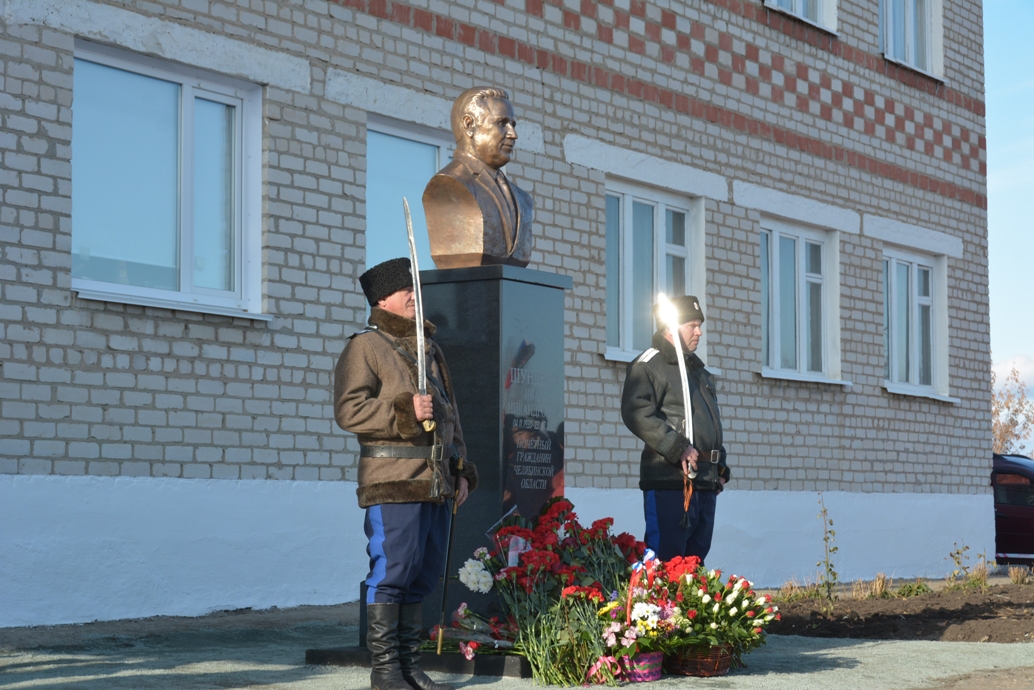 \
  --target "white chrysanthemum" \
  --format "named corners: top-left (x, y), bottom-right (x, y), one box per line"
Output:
top-left (631, 602), bottom-right (661, 626)
top-left (458, 558), bottom-right (493, 594)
